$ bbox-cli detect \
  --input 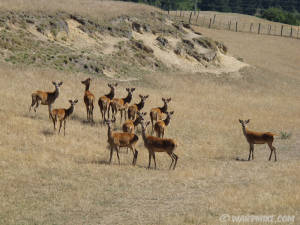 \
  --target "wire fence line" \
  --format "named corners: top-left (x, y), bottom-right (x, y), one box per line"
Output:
top-left (166, 10), bottom-right (300, 39)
